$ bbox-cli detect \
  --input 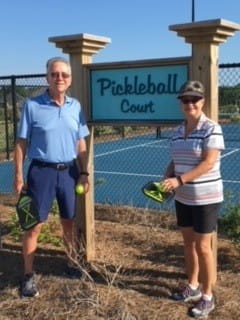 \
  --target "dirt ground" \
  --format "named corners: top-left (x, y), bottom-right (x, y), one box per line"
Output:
top-left (0, 195), bottom-right (239, 320)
